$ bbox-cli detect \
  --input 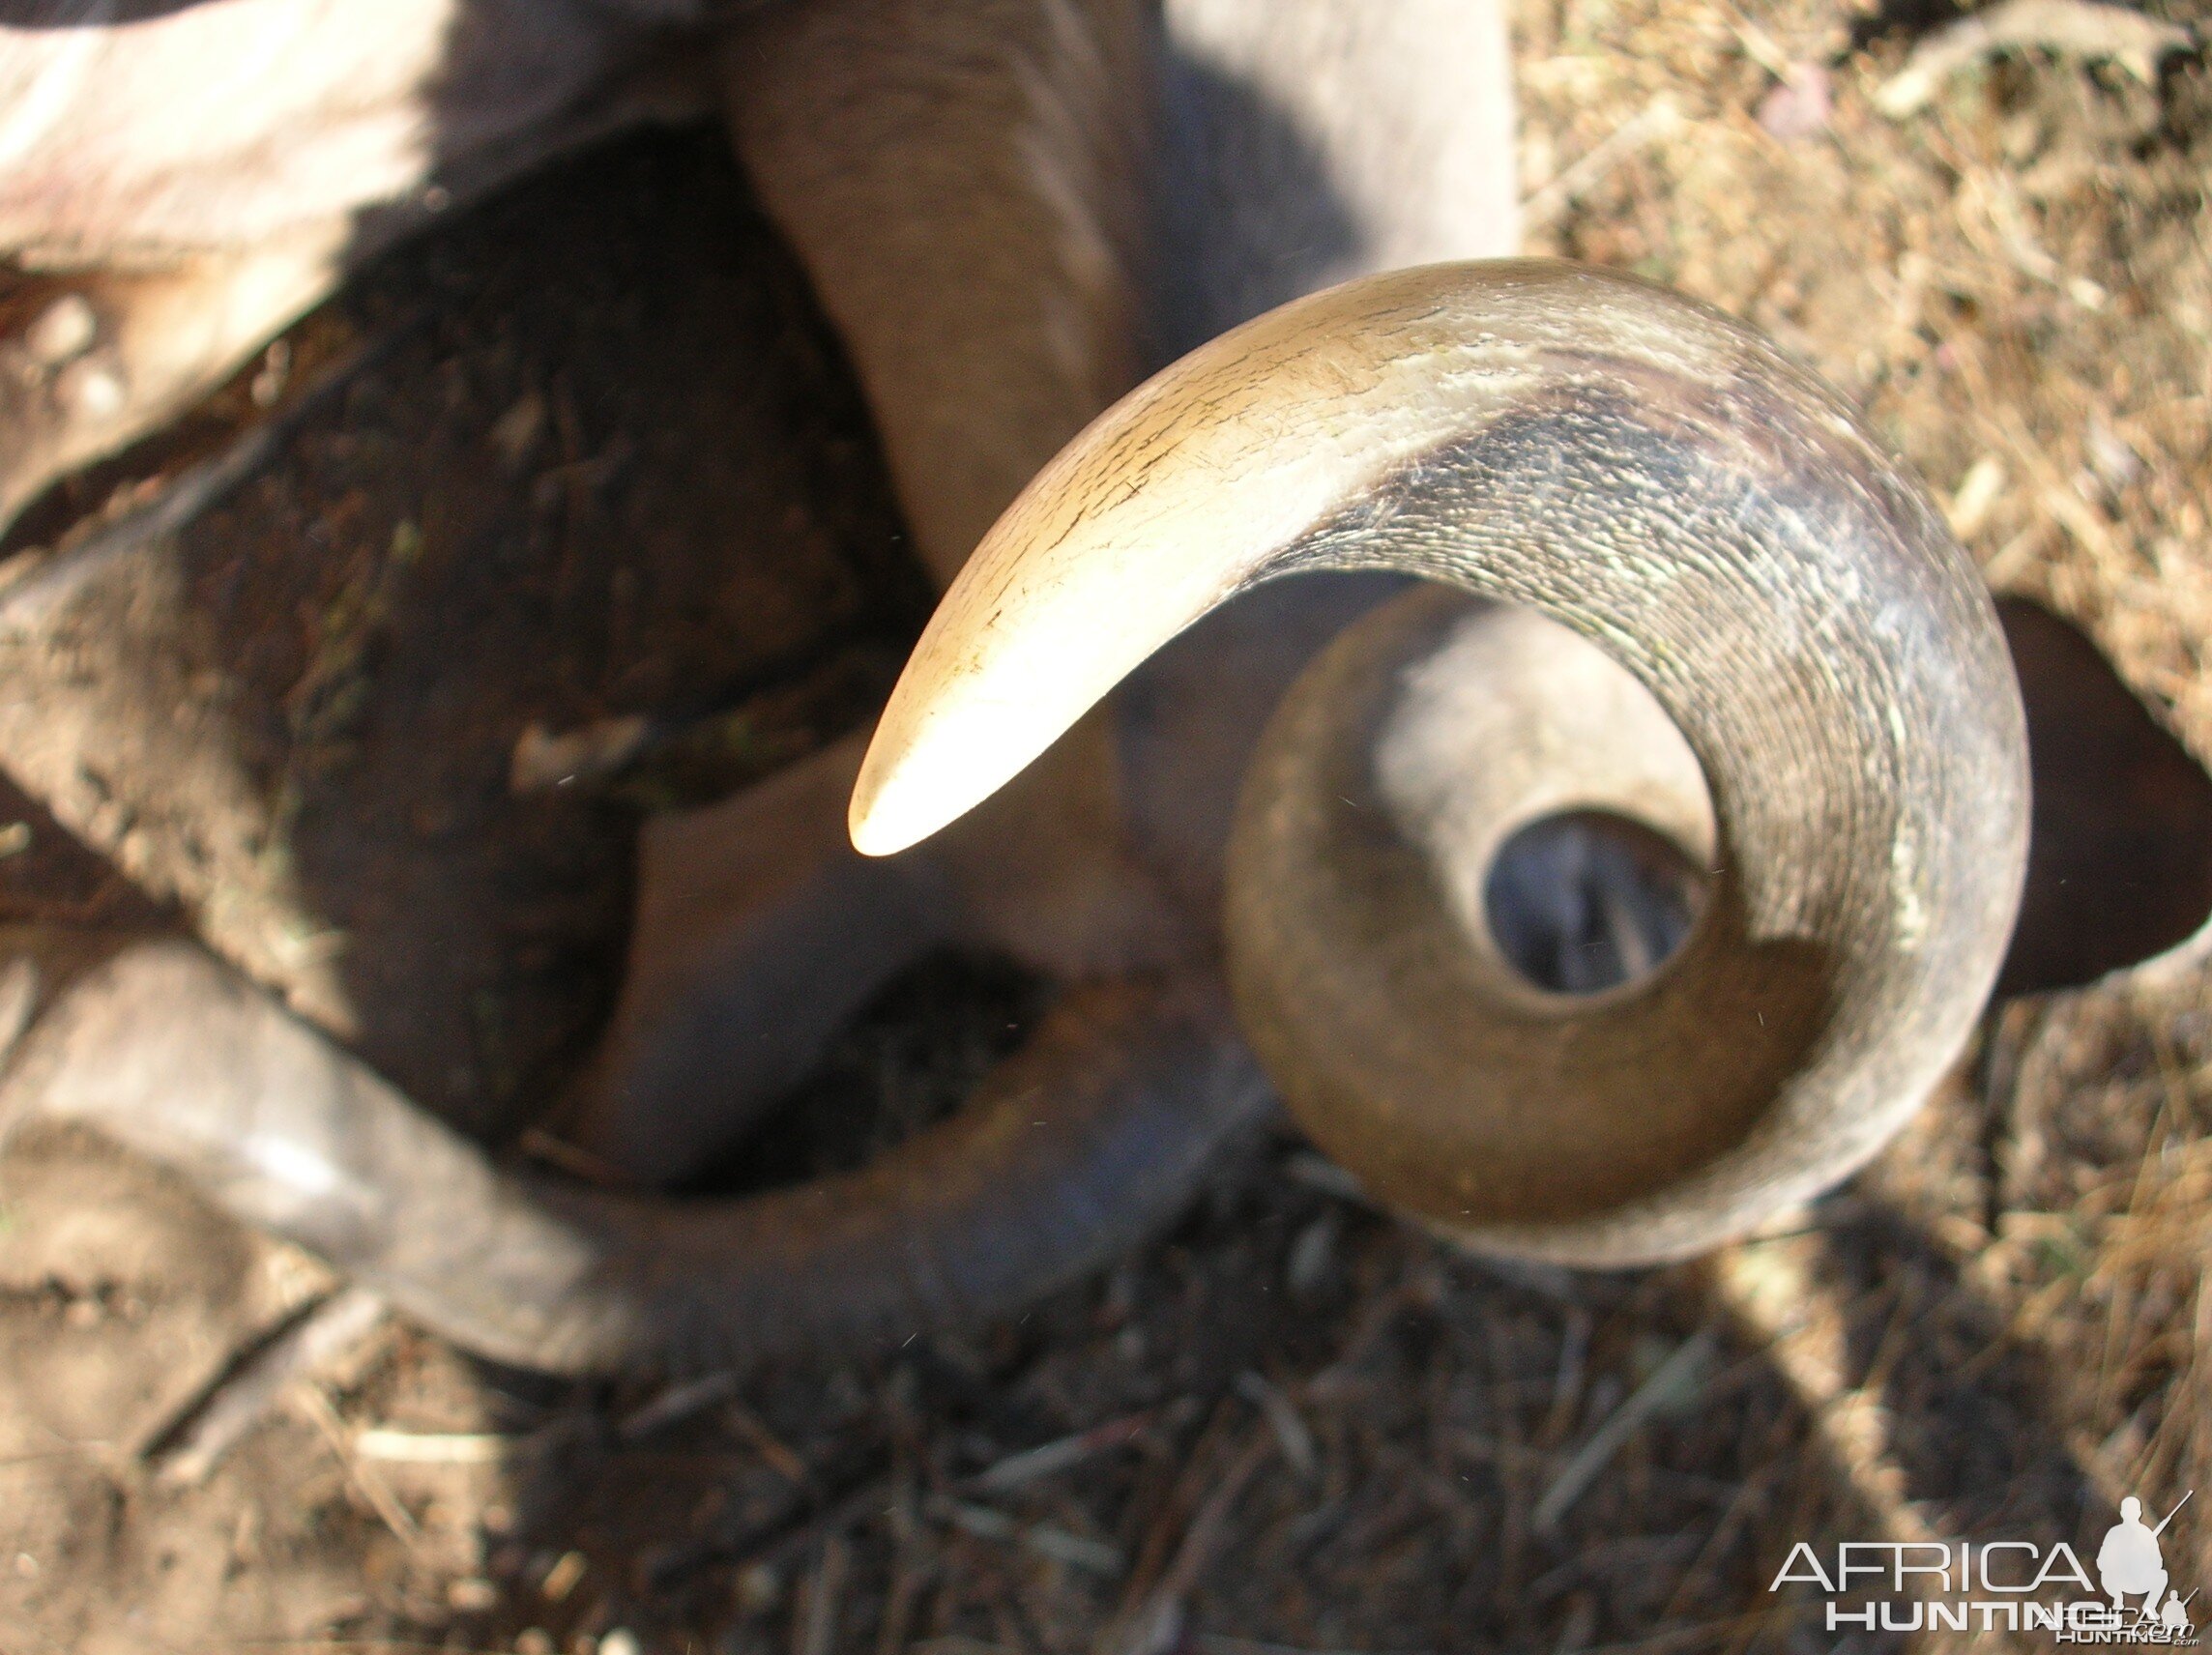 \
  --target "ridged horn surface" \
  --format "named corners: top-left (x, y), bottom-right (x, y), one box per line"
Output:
top-left (854, 259), bottom-right (2029, 1263)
